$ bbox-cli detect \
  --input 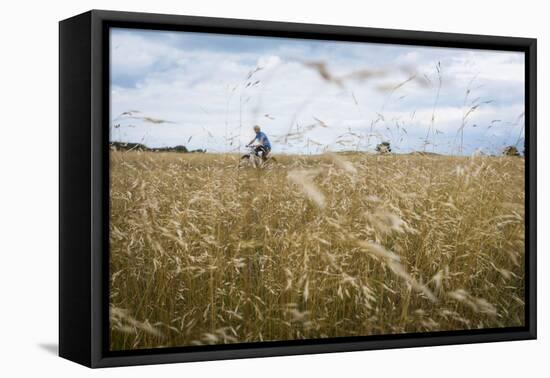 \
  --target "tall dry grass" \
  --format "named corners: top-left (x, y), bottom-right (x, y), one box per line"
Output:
top-left (109, 151), bottom-right (524, 350)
